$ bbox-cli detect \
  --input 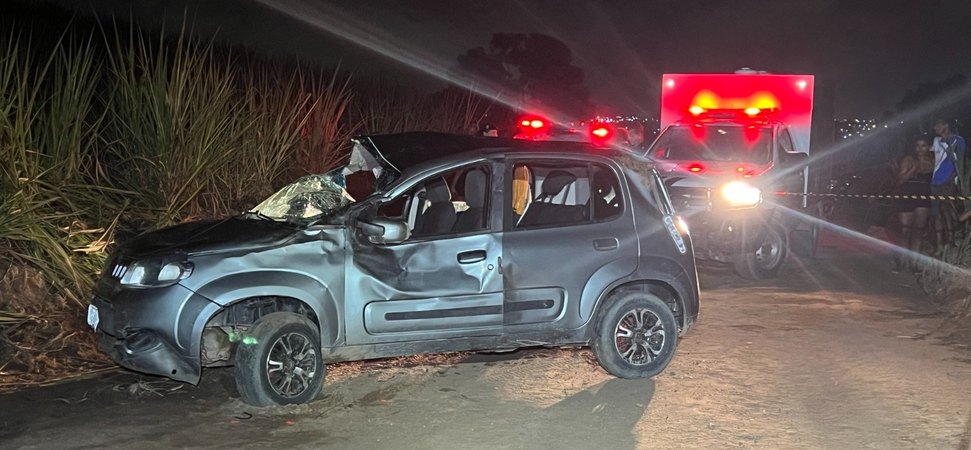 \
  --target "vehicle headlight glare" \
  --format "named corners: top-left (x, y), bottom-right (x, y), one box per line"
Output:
top-left (721, 181), bottom-right (762, 208)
